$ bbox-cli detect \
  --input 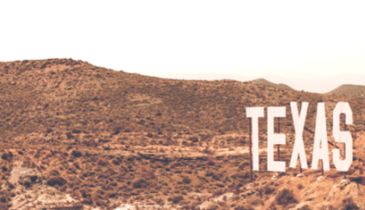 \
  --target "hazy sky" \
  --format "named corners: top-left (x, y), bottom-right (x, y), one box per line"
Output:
top-left (0, 1), bottom-right (364, 93)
